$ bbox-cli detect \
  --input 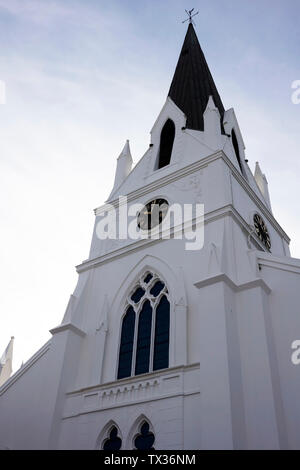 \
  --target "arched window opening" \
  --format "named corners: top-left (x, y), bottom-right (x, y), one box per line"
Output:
top-left (231, 129), bottom-right (243, 174)
top-left (157, 119), bottom-right (175, 169)
top-left (102, 426), bottom-right (122, 450)
top-left (131, 287), bottom-right (145, 304)
top-left (117, 306), bottom-right (135, 380)
top-left (150, 281), bottom-right (165, 297)
top-left (134, 422), bottom-right (155, 450)
top-left (144, 273), bottom-right (153, 284)
top-left (135, 300), bottom-right (153, 376)
top-left (117, 272), bottom-right (170, 379)
top-left (153, 295), bottom-right (170, 371)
